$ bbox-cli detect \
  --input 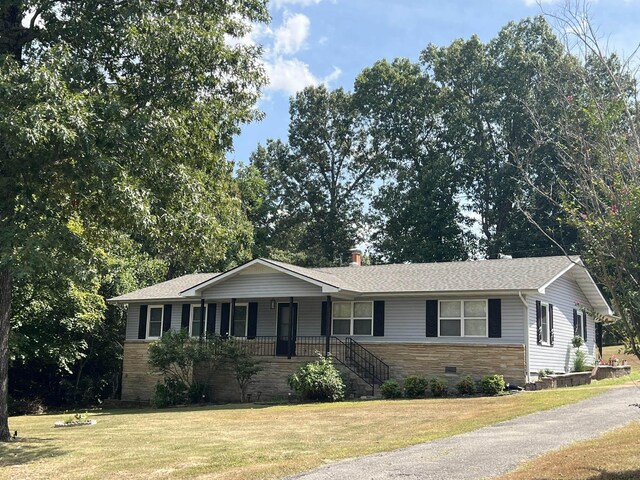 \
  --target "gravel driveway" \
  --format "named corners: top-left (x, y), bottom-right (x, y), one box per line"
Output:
top-left (288, 386), bottom-right (640, 480)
